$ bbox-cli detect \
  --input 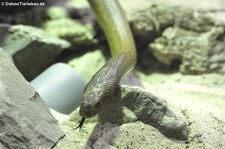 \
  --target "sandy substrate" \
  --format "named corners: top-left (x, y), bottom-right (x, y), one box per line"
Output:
top-left (139, 72), bottom-right (225, 148)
